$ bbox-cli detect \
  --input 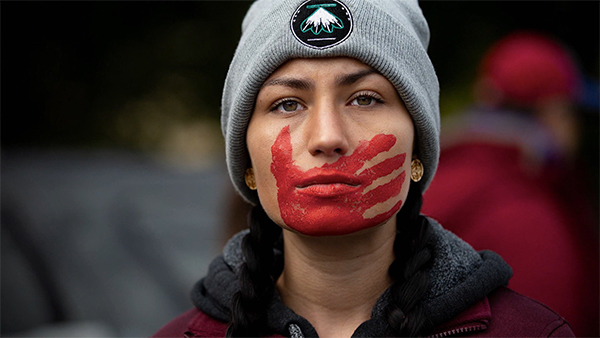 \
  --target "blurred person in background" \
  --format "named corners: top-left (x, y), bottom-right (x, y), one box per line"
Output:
top-left (422, 31), bottom-right (599, 337)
